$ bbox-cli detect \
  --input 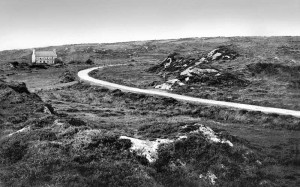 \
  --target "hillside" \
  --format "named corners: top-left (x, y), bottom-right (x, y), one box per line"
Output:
top-left (1, 36), bottom-right (300, 64)
top-left (89, 37), bottom-right (300, 110)
top-left (0, 37), bottom-right (300, 187)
